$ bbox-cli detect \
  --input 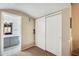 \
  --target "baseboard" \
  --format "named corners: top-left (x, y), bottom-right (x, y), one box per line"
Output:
top-left (22, 43), bottom-right (35, 51)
